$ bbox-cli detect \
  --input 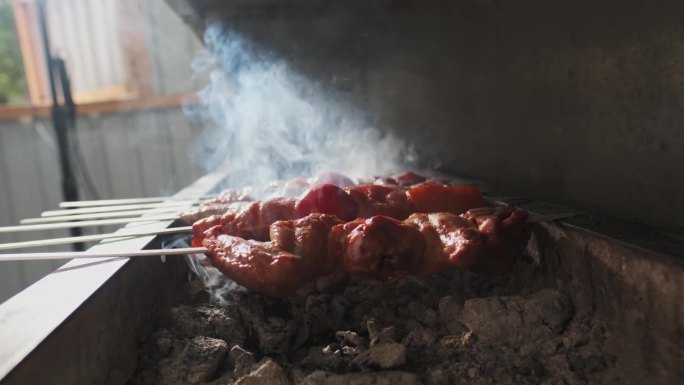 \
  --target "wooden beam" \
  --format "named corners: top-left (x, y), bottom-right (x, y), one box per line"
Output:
top-left (12, 0), bottom-right (47, 104)
top-left (0, 92), bottom-right (198, 122)
top-left (116, 0), bottom-right (153, 97)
